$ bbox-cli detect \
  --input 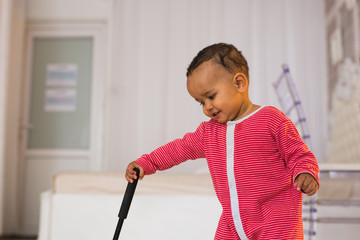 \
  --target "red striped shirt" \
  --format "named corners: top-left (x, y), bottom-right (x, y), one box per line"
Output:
top-left (135, 106), bottom-right (319, 239)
